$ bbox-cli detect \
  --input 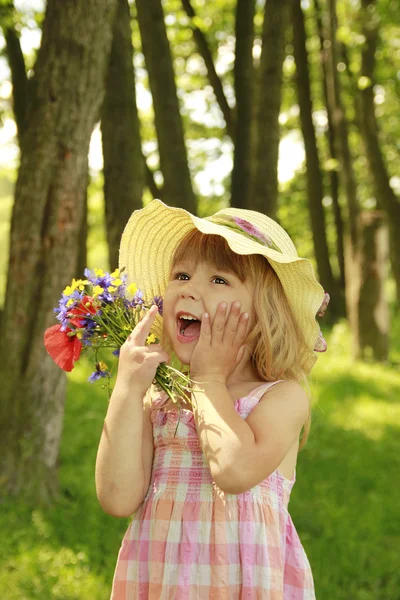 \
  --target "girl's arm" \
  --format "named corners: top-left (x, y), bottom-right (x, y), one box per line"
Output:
top-left (192, 379), bottom-right (308, 495)
top-left (95, 305), bottom-right (166, 517)
top-left (95, 381), bottom-right (149, 517)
